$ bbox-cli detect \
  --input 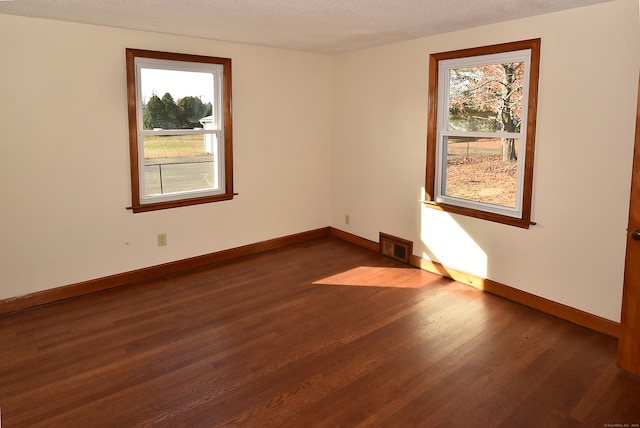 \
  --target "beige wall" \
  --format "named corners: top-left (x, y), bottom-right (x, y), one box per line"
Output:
top-left (331, 0), bottom-right (640, 321)
top-left (0, 15), bottom-right (332, 299)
